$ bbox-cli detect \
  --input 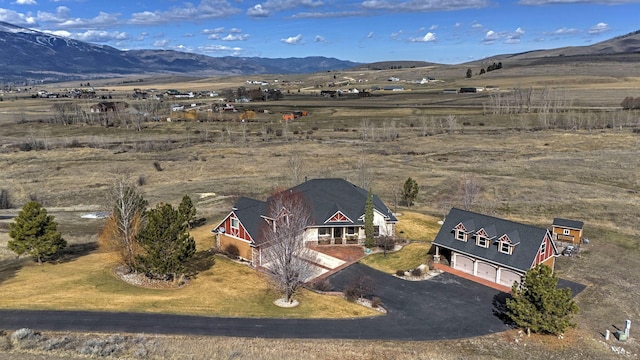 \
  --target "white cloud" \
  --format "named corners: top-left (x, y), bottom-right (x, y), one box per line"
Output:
top-left (199, 44), bottom-right (243, 55)
top-left (222, 34), bottom-right (248, 41)
top-left (362, 0), bottom-right (490, 11)
top-left (367, 32), bottom-right (374, 38)
top-left (249, 0), bottom-right (324, 16)
top-left (281, 34), bottom-right (303, 44)
top-left (552, 27), bottom-right (581, 35)
top-left (410, 32), bottom-right (437, 42)
top-left (247, 4), bottom-right (269, 16)
top-left (72, 30), bottom-right (129, 42)
top-left (14, 0), bottom-right (38, 5)
top-left (0, 8), bottom-right (38, 25)
top-left (314, 35), bottom-right (326, 42)
top-left (519, 0), bottom-right (640, 4)
top-left (202, 27), bottom-right (225, 34)
top-left (54, 11), bottom-right (120, 29)
top-left (153, 39), bottom-right (169, 47)
top-left (588, 22), bottom-right (610, 34)
top-left (130, 1), bottom-right (240, 24)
